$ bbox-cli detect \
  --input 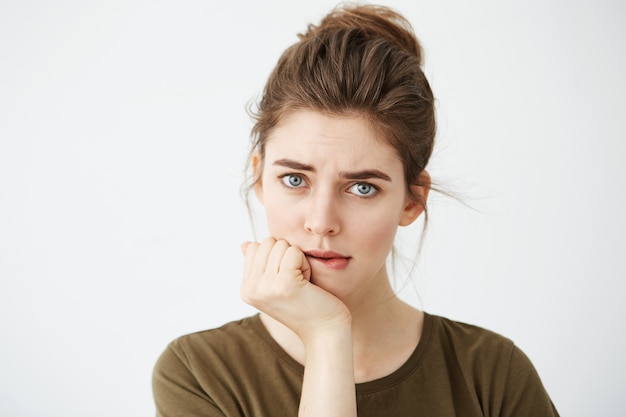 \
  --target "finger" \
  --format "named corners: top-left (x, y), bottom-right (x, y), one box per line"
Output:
top-left (300, 250), bottom-right (312, 282)
top-left (252, 237), bottom-right (276, 274)
top-left (266, 239), bottom-right (290, 274)
top-left (280, 245), bottom-right (311, 283)
top-left (242, 241), bottom-right (259, 285)
top-left (241, 241), bottom-right (251, 256)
